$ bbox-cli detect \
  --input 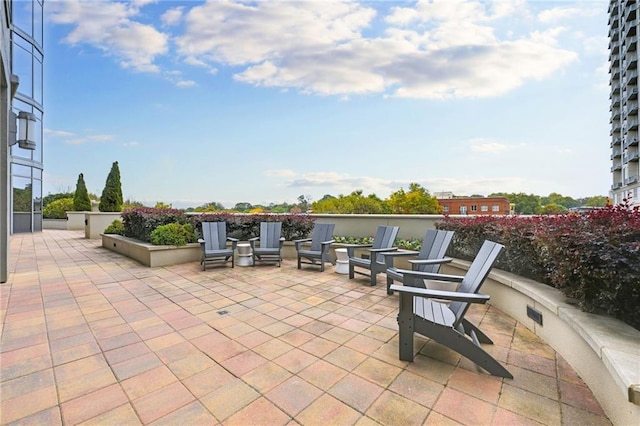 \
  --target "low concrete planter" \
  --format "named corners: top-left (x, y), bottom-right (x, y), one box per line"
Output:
top-left (66, 211), bottom-right (89, 230)
top-left (102, 234), bottom-right (201, 267)
top-left (85, 212), bottom-right (122, 239)
top-left (43, 219), bottom-right (68, 230)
